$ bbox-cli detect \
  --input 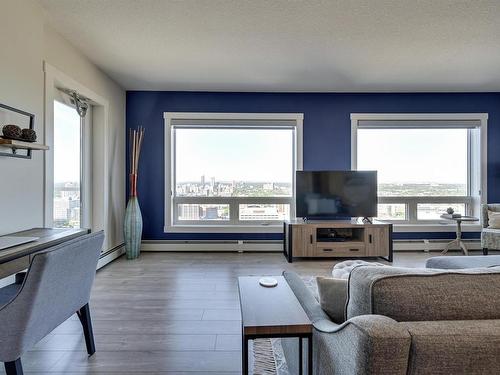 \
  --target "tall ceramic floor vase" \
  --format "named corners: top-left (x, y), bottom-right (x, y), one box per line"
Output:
top-left (124, 174), bottom-right (143, 259)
